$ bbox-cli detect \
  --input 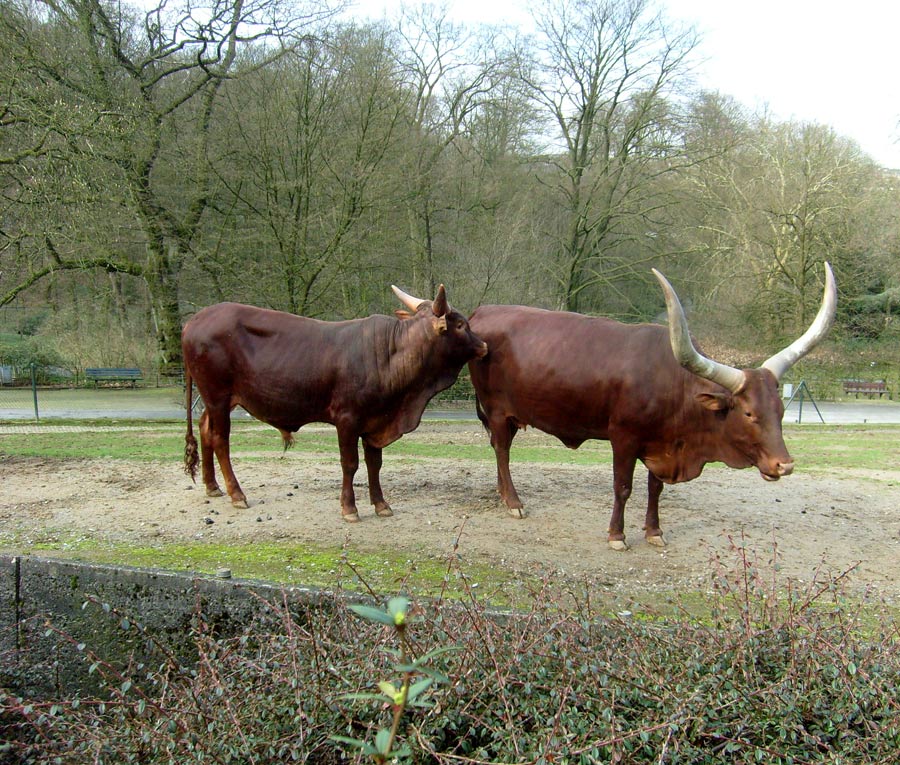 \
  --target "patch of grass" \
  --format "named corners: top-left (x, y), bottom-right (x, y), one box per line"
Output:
top-left (0, 424), bottom-right (613, 464)
top-left (784, 423), bottom-right (900, 471)
top-left (4, 421), bottom-right (900, 470)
